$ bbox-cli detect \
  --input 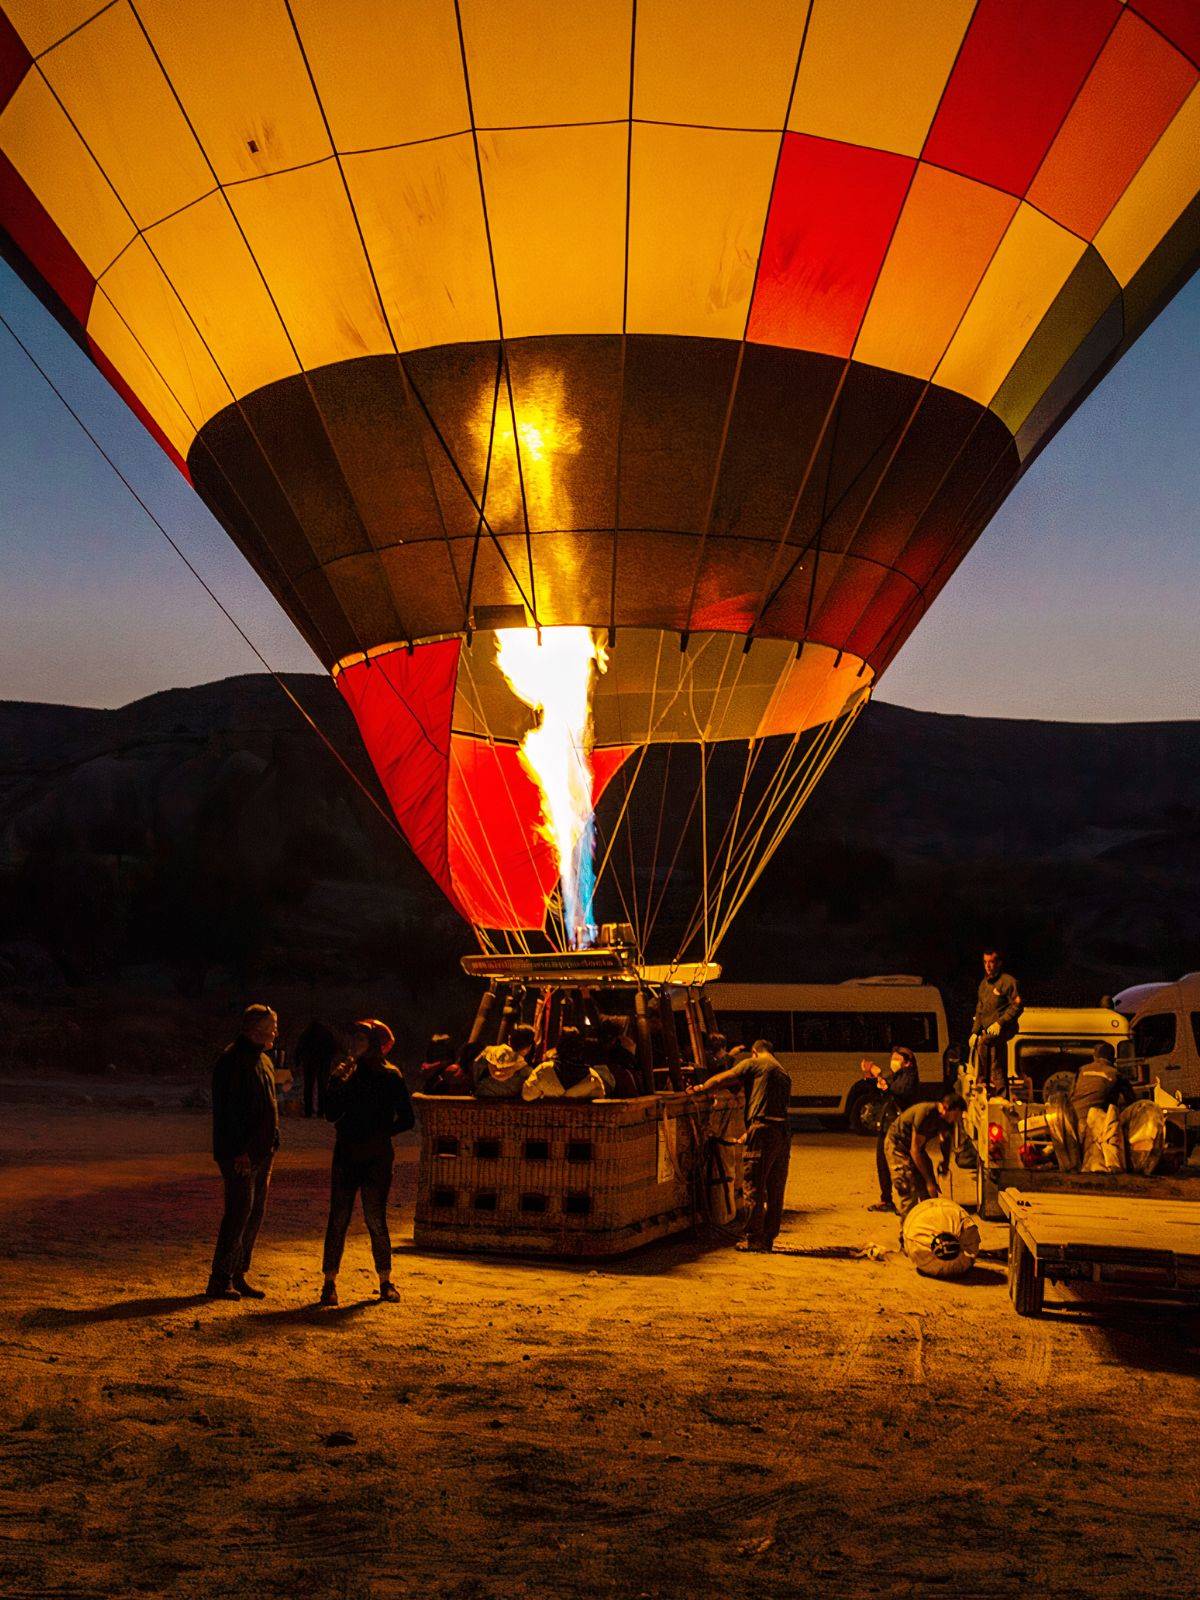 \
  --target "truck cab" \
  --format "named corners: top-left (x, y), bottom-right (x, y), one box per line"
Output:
top-left (957, 1006), bottom-right (1135, 1218)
